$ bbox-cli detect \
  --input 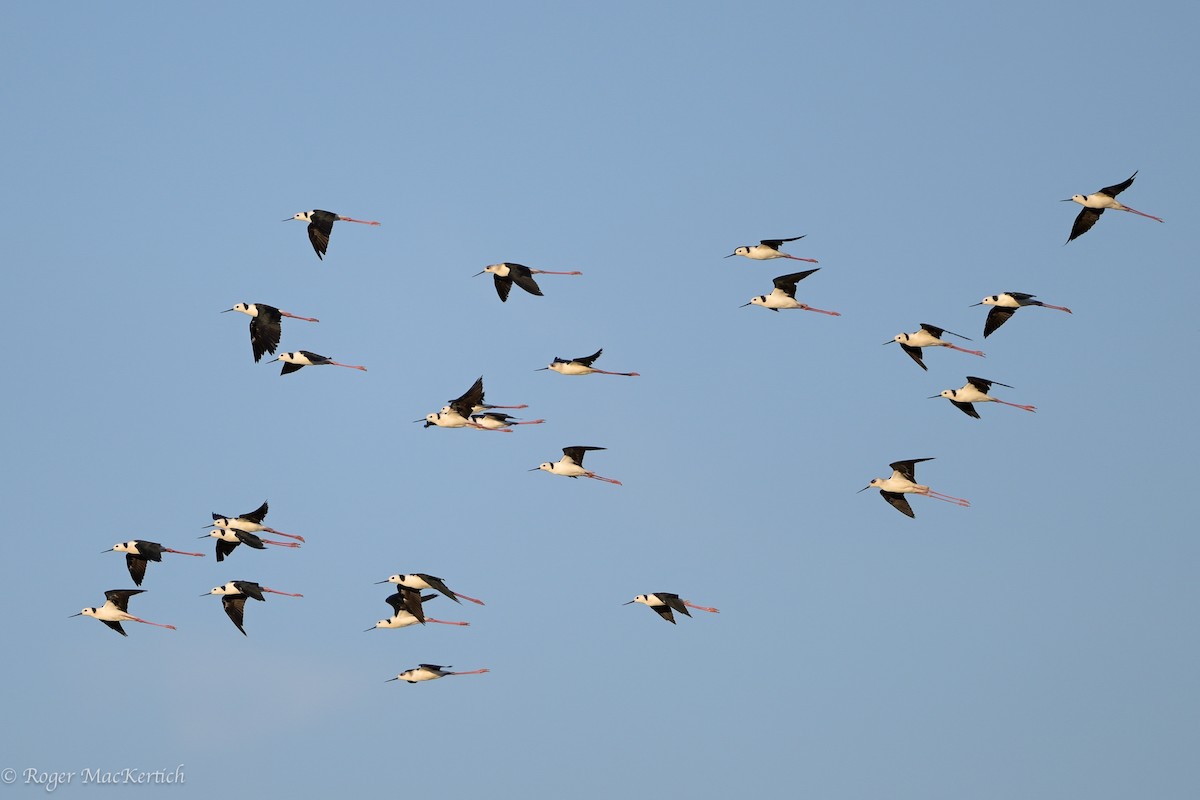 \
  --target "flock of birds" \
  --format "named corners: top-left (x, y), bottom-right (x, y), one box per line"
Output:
top-left (73, 172), bottom-right (1161, 684)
